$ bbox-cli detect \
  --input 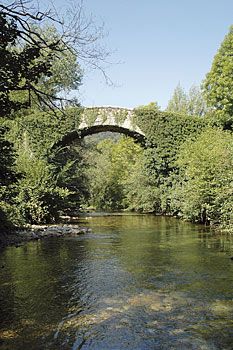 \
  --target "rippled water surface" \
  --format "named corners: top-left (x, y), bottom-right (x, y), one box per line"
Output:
top-left (1, 214), bottom-right (233, 349)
